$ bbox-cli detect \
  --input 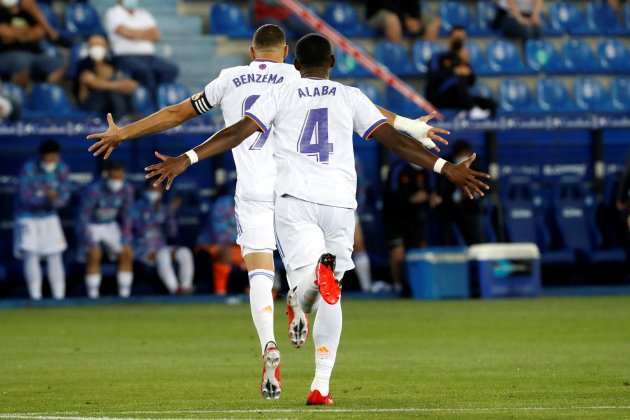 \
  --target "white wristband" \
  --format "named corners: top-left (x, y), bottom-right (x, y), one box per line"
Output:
top-left (433, 158), bottom-right (447, 174)
top-left (185, 149), bottom-right (198, 165)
